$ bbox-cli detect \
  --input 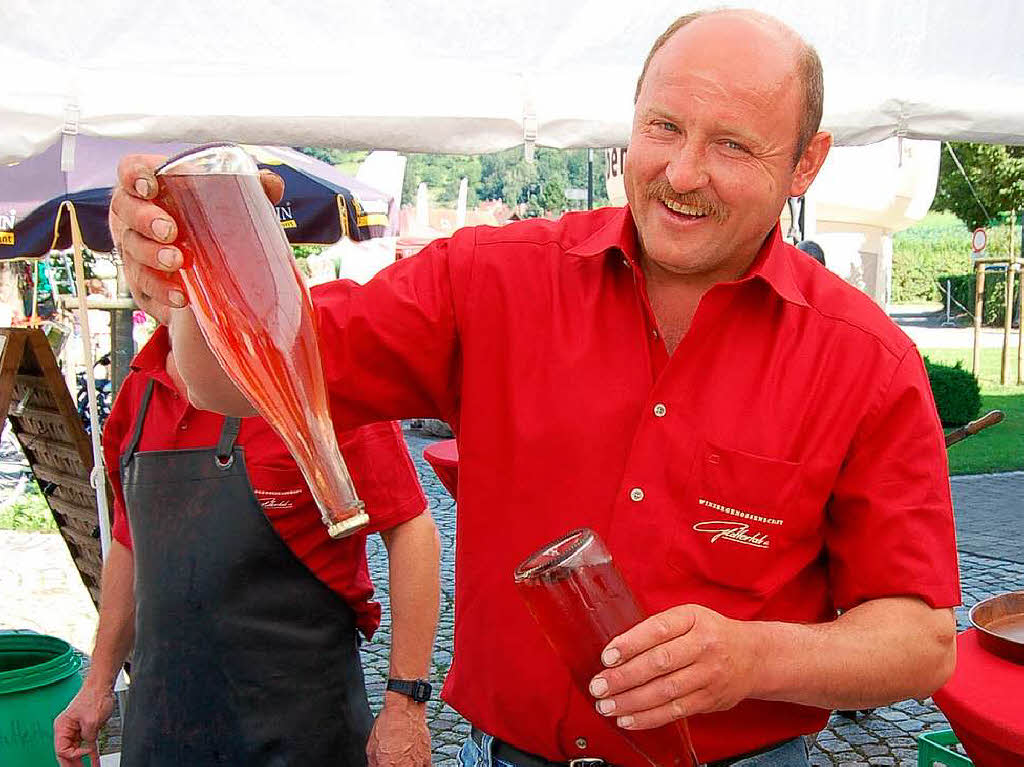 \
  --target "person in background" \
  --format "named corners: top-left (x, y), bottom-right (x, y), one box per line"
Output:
top-left (796, 239), bottom-right (827, 266)
top-left (54, 308), bottom-right (440, 767)
top-left (109, 9), bottom-right (959, 766)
